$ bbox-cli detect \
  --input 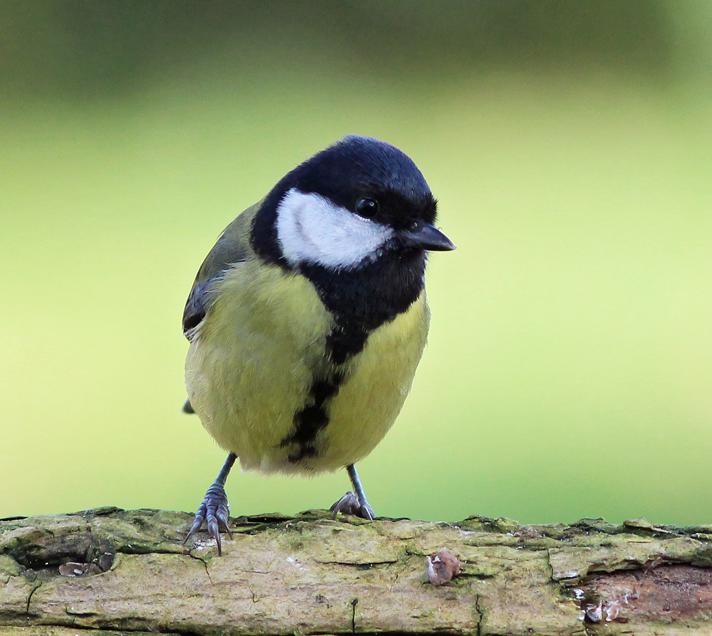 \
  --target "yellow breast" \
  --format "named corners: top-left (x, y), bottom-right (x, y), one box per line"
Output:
top-left (185, 260), bottom-right (429, 473)
top-left (313, 293), bottom-right (429, 470)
